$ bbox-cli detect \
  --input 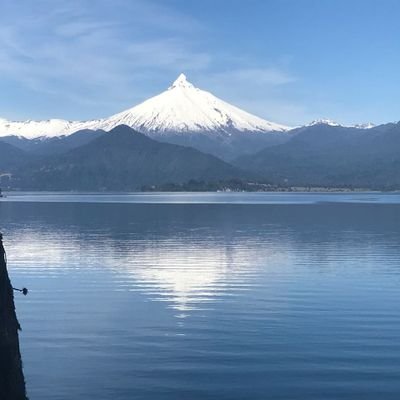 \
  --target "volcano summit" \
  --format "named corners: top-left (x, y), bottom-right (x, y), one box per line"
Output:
top-left (0, 74), bottom-right (291, 159)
